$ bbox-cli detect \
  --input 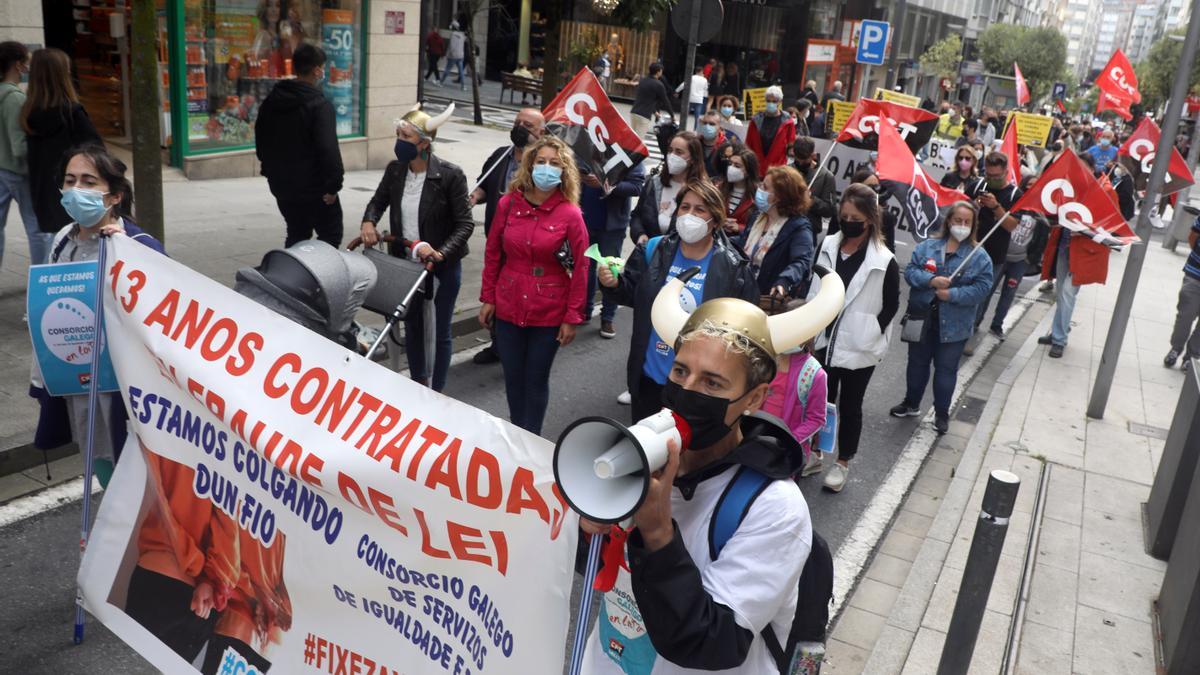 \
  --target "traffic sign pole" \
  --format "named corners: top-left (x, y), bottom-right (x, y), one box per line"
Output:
top-left (680, 0), bottom-right (702, 131)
